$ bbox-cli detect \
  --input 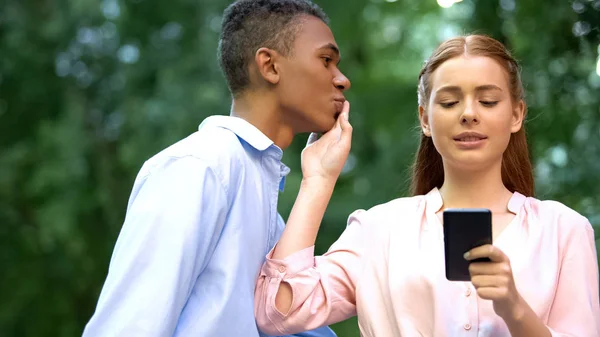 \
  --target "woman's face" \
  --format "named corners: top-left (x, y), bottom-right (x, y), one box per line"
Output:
top-left (420, 55), bottom-right (525, 172)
